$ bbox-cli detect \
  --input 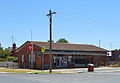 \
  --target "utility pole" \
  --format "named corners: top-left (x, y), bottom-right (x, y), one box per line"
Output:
top-left (47, 10), bottom-right (56, 73)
